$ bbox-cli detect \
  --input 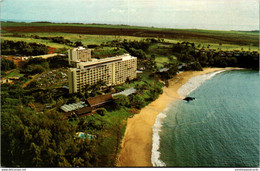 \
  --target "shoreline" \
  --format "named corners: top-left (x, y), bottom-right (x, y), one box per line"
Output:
top-left (116, 67), bottom-right (237, 167)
